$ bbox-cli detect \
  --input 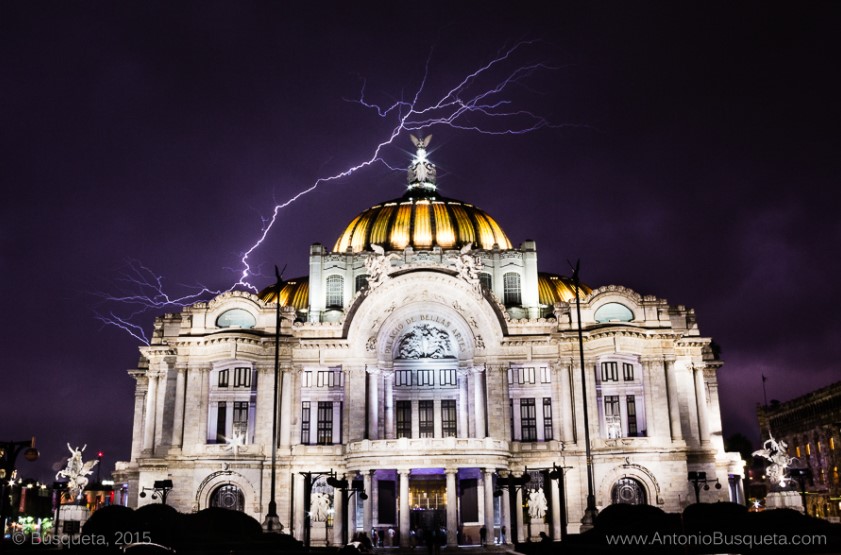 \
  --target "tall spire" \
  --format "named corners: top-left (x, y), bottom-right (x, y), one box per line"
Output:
top-left (407, 134), bottom-right (436, 192)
